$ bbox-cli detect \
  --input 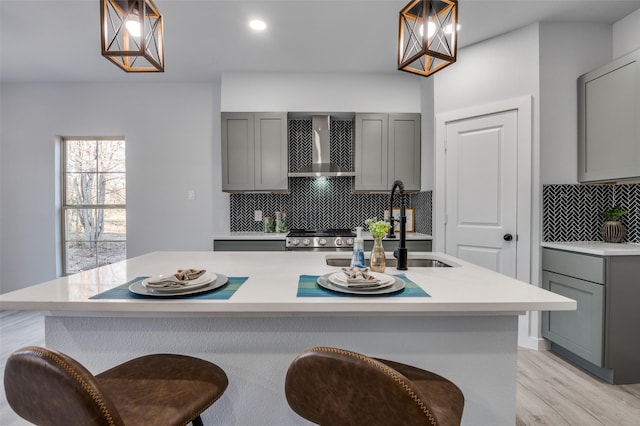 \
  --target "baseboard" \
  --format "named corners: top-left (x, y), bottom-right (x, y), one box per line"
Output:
top-left (550, 343), bottom-right (614, 383)
top-left (518, 335), bottom-right (550, 351)
top-left (517, 314), bottom-right (549, 350)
